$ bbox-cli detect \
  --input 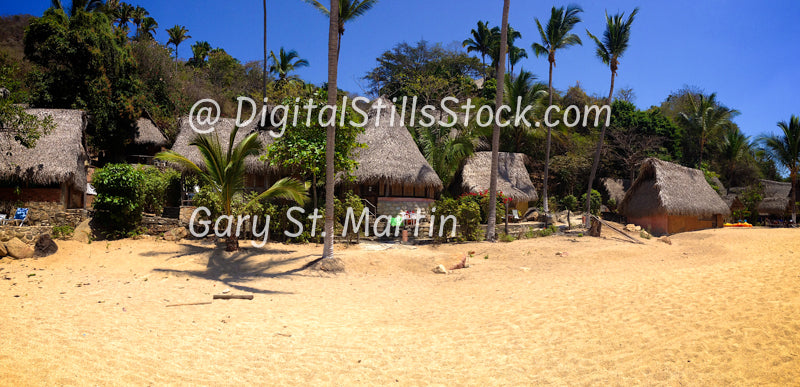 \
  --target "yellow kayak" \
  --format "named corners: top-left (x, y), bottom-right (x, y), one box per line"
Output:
top-left (724, 222), bottom-right (753, 228)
